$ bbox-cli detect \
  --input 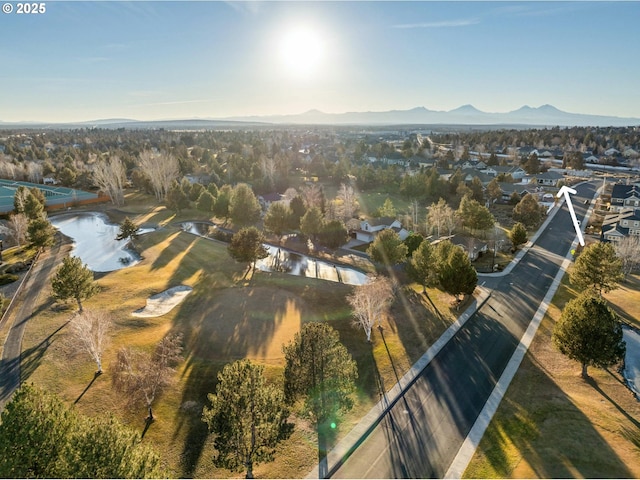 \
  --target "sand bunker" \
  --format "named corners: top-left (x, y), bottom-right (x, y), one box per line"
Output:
top-left (132, 285), bottom-right (193, 317)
